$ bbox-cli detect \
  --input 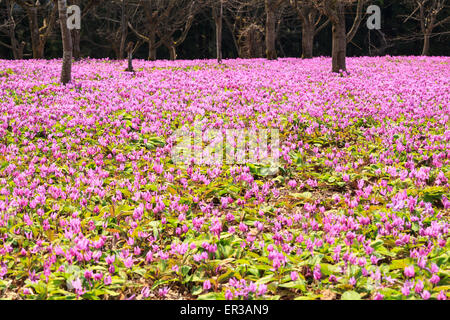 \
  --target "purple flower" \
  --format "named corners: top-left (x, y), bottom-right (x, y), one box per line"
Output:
top-left (404, 266), bottom-right (415, 278)
top-left (401, 285), bottom-right (410, 296)
top-left (288, 180), bottom-right (297, 189)
top-left (84, 270), bottom-right (93, 280)
top-left (71, 278), bottom-right (85, 296)
top-left (349, 277), bottom-right (356, 286)
top-left (313, 264), bottom-right (321, 281)
top-left (158, 287), bottom-right (169, 298)
top-left (414, 280), bottom-right (424, 293)
top-left (203, 280), bottom-right (212, 291)
top-left (225, 290), bottom-right (233, 300)
top-left (430, 274), bottom-right (440, 285)
top-left (141, 287), bottom-right (150, 298)
top-left (421, 290), bottom-right (430, 300)
top-left (430, 263), bottom-right (439, 274)
top-left (373, 293), bottom-right (384, 300)
top-left (257, 284), bottom-right (267, 296)
top-left (437, 291), bottom-right (447, 300)
top-left (291, 271), bottom-right (299, 281)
